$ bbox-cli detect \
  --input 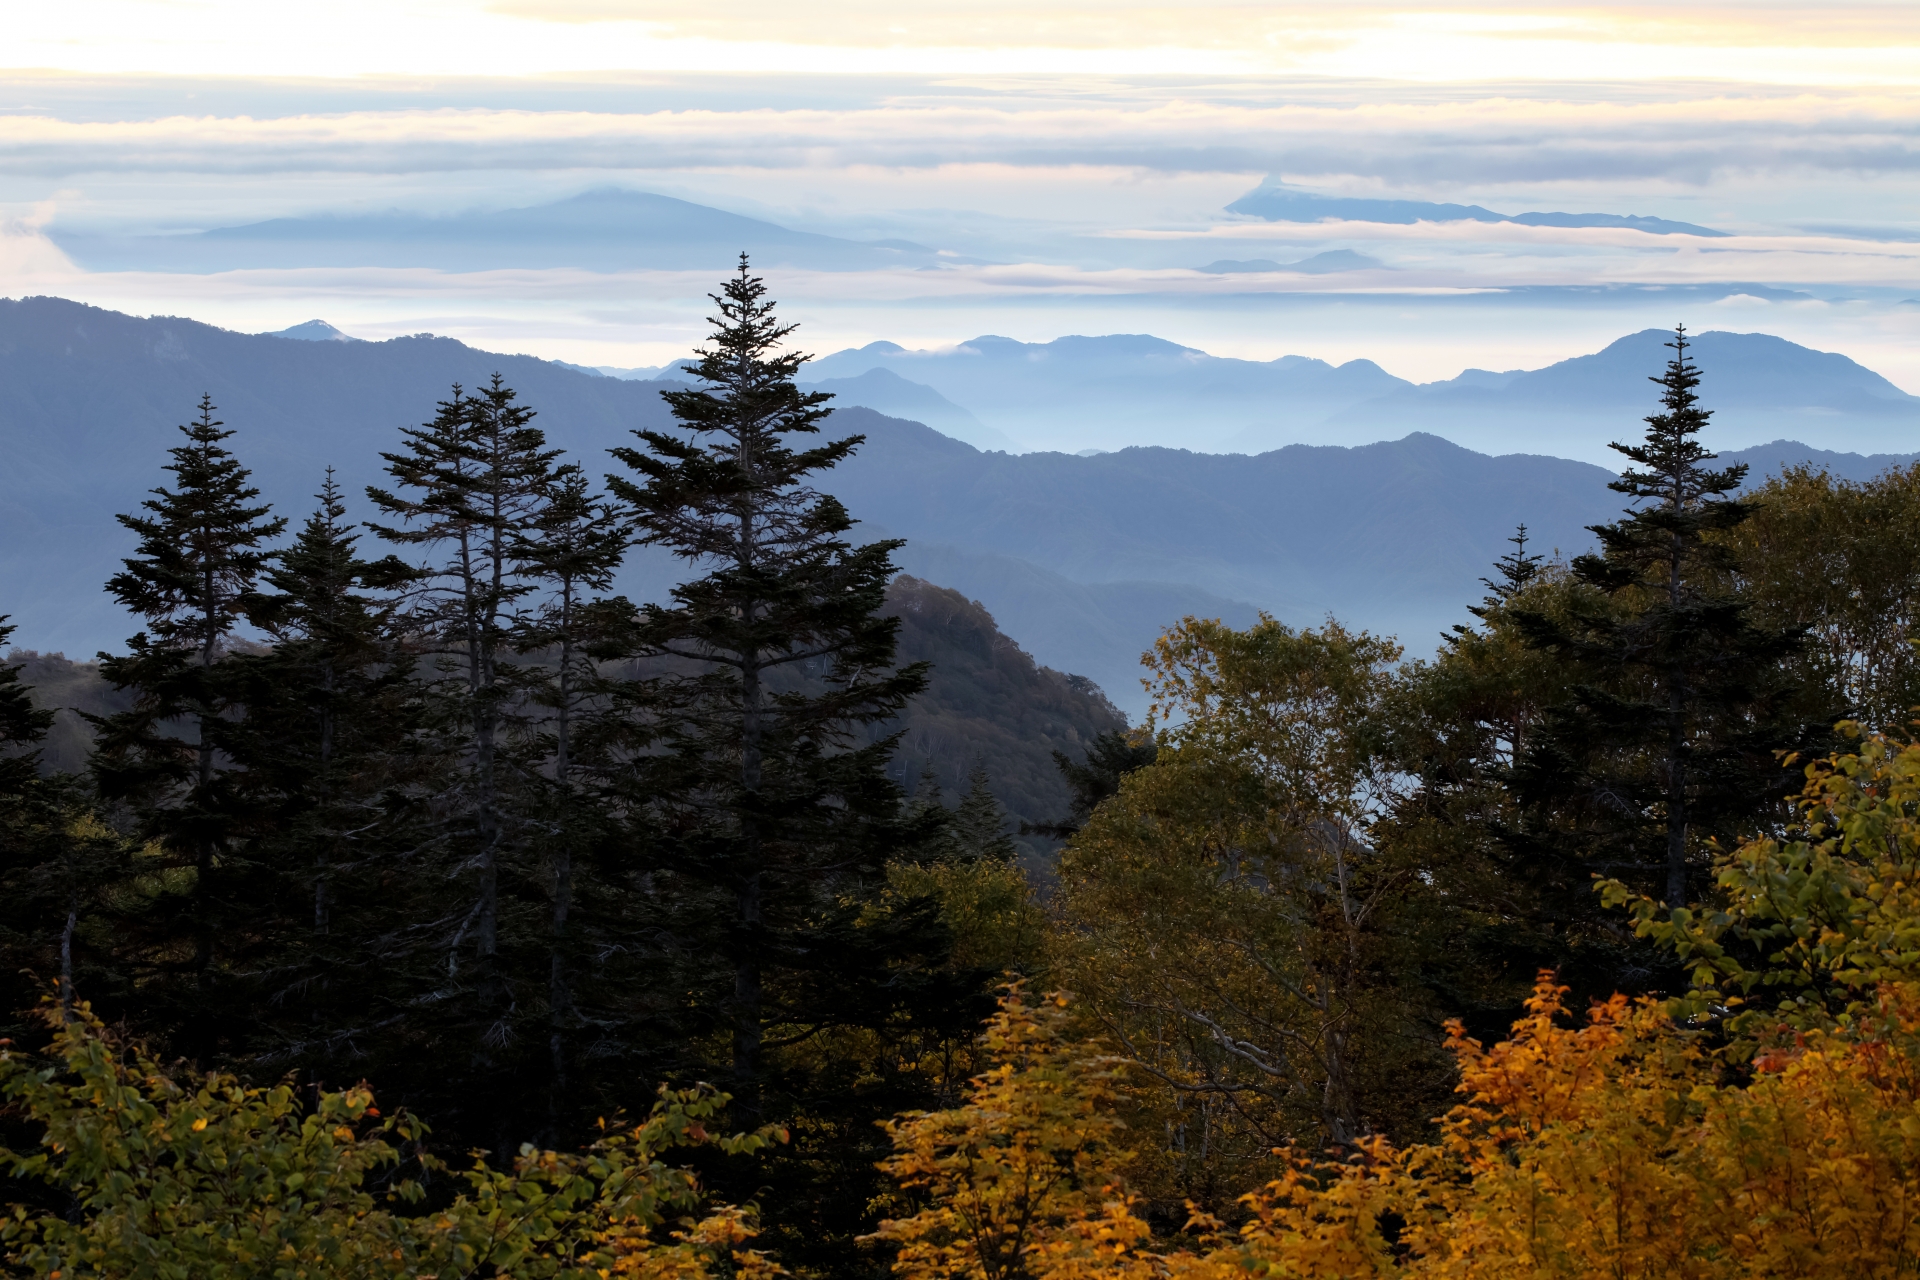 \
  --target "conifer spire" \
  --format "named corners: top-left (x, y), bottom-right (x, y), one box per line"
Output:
top-left (90, 394), bottom-right (286, 1055)
top-left (604, 255), bottom-right (932, 1123)
top-left (1512, 326), bottom-right (1817, 912)
top-left (107, 394), bottom-right (285, 665)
